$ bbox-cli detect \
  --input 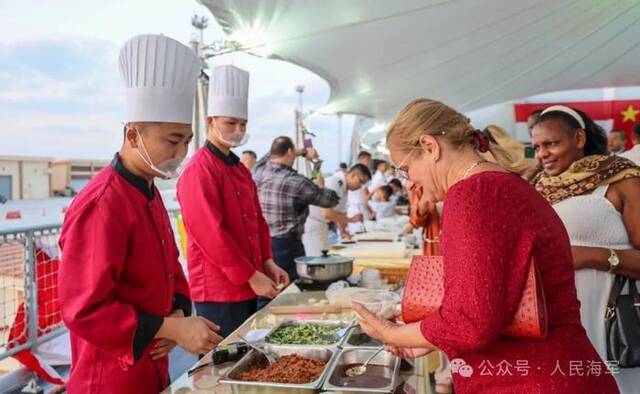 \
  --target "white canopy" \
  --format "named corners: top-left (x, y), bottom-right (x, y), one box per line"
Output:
top-left (202, 0), bottom-right (640, 122)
